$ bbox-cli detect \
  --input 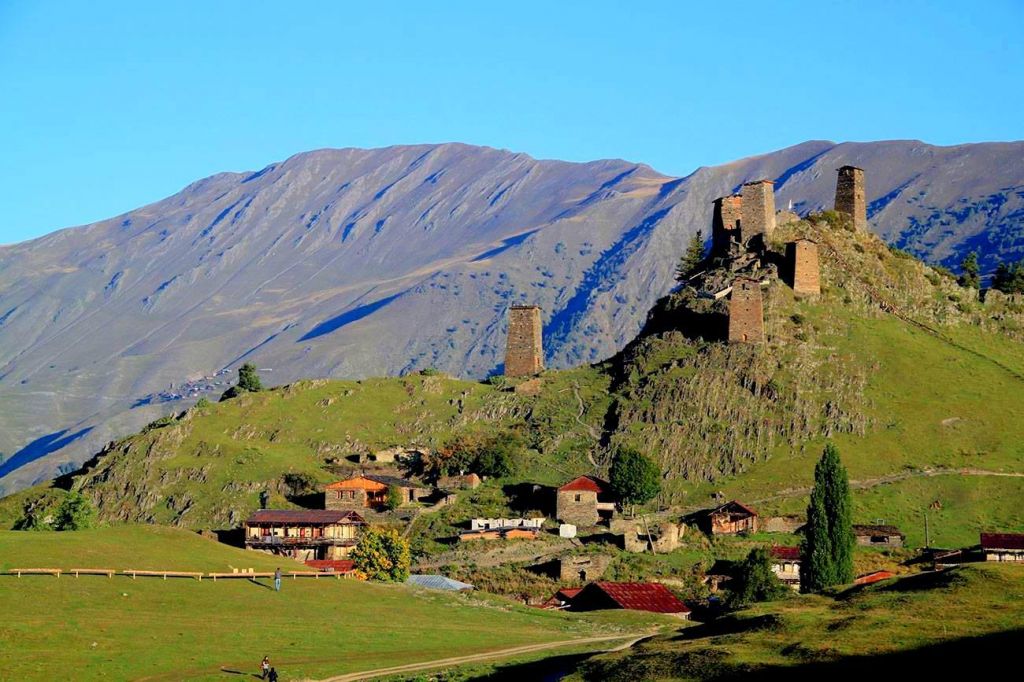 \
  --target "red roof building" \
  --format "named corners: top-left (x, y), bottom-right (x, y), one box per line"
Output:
top-left (541, 587), bottom-right (582, 609)
top-left (558, 475), bottom-right (610, 494)
top-left (244, 509), bottom-right (366, 561)
top-left (769, 546), bottom-right (802, 589)
top-left (702, 501), bottom-right (759, 535)
top-left (769, 546), bottom-right (801, 561)
top-left (981, 532), bottom-right (1024, 562)
top-left (854, 570), bottom-right (896, 585)
top-left (556, 475), bottom-right (617, 526)
top-left (569, 581), bottom-right (690, 618)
